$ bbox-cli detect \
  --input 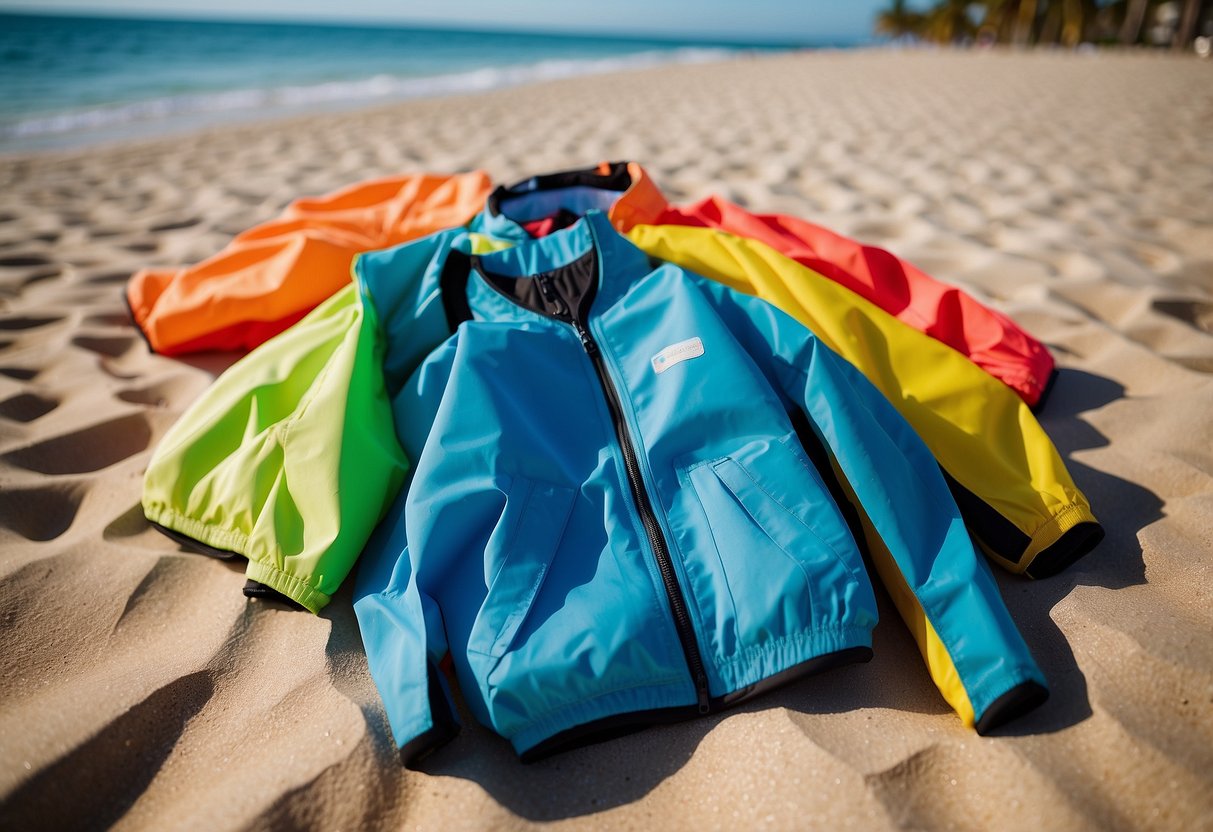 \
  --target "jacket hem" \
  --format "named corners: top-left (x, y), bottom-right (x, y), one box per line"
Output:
top-left (713, 624), bottom-right (873, 691)
top-left (507, 626), bottom-right (873, 756)
top-left (143, 505), bottom-right (330, 613)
